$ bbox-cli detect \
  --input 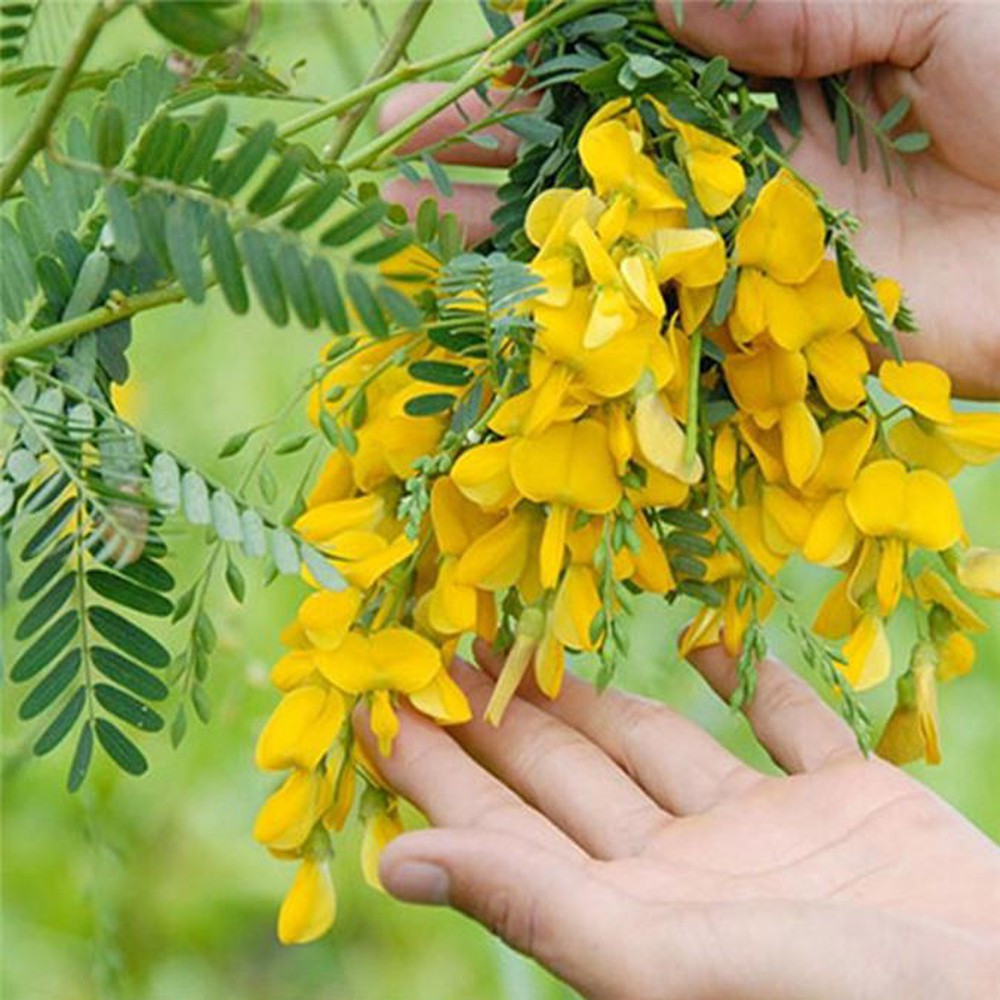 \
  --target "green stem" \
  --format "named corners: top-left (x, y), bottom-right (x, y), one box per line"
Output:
top-left (324, 0), bottom-right (434, 162)
top-left (684, 326), bottom-right (702, 468)
top-left (0, 0), bottom-right (127, 199)
top-left (0, 284), bottom-right (186, 368)
top-left (343, 0), bottom-right (606, 171)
